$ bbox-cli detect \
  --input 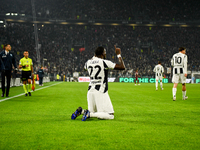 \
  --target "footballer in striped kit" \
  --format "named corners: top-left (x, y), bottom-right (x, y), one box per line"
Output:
top-left (71, 45), bottom-right (125, 121)
top-left (153, 61), bottom-right (164, 90)
top-left (171, 47), bottom-right (188, 101)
